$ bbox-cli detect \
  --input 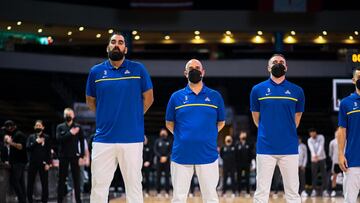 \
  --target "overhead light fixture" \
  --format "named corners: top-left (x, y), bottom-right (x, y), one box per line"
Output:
top-left (67, 31), bottom-right (72, 36)
top-left (194, 31), bottom-right (200, 35)
top-left (225, 30), bottom-right (232, 35)
top-left (164, 35), bottom-right (170, 40)
top-left (355, 31), bottom-right (359, 36)
top-left (134, 35), bottom-right (140, 40)
top-left (6, 26), bottom-right (11, 30)
top-left (251, 35), bottom-right (265, 44)
top-left (283, 36), bottom-right (297, 44)
top-left (314, 35), bottom-right (327, 44)
top-left (79, 27), bottom-right (84, 31)
top-left (17, 21), bottom-right (22, 26)
top-left (344, 36), bottom-right (356, 44)
top-left (191, 35), bottom-right (205, 44)
top-left (38, 28), bottom-right (43, 33)
top-left (132, 30), bottom-right (138, 35)
top-left (221, 35), bottom-right (235, 44)
top-left (108, 29), bottom-right (114, 34)
top-left (96, 34), bottom-right (101, 38)
top-left (257, 31), bottom-right (263, 36)
top-left (322, 31), bottom-right (327, 36)
top-left (290, 31), bottom-right (296, 36)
